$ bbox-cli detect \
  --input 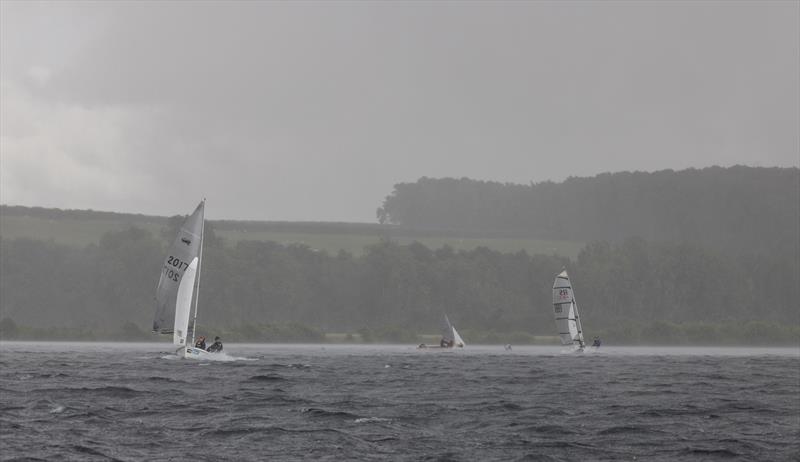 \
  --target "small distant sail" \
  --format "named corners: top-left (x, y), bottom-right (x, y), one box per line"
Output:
top-left (440, 314), bottom-right (455, 343)
top-left (440, 314), bottom-right (465, 348)
top-left (552, 270), bottom-right (585, 349)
